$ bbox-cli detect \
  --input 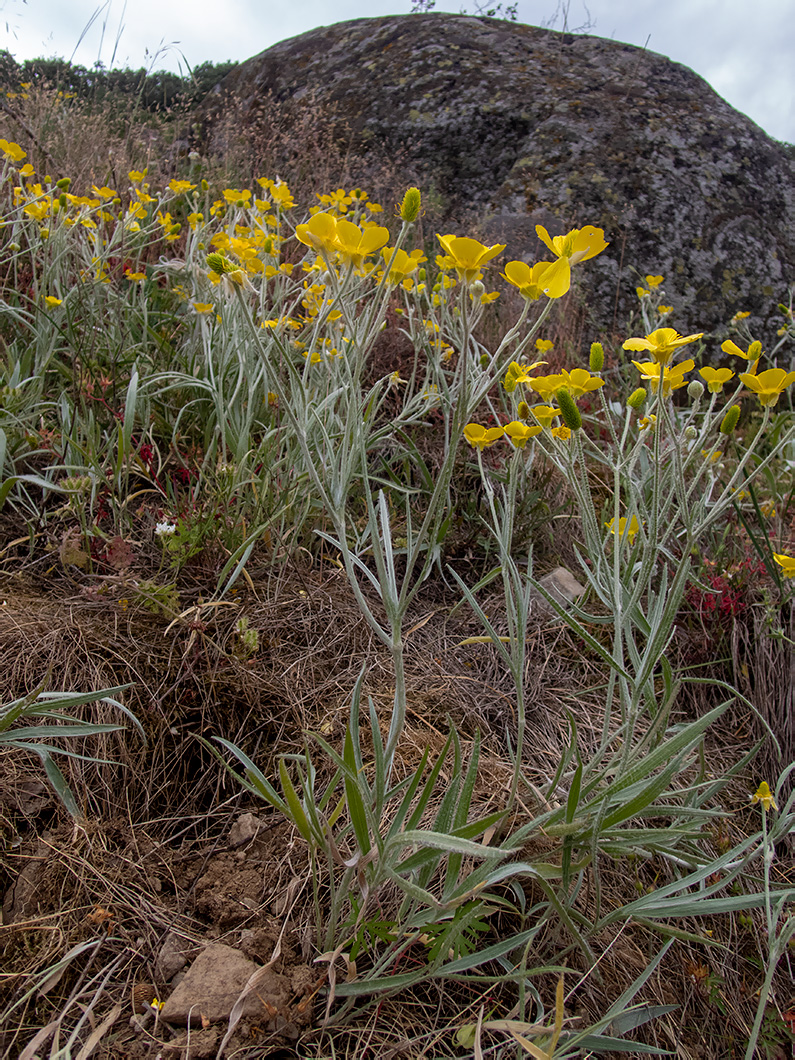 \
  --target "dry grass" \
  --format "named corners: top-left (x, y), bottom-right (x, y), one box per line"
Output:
top-left (2, 548), bottom-right (793, 1057)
